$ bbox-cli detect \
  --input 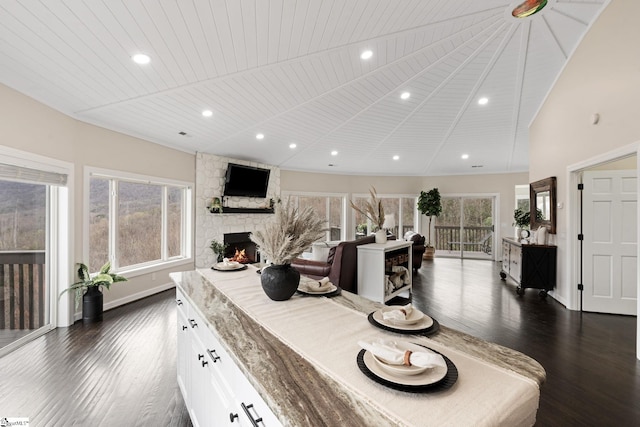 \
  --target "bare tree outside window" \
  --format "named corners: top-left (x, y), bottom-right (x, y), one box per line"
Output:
top-left (88, 174), bottom-right (190, 273)
top-left (0, 181), bottom-right (46, 250)
top-left (402, 197), bottom-right (416, 236)
top-left (89, 178), bottom-right (109, 272)
top-left (118, 181), bottom-right (162, 267)
top-left (167, 186), bottom-right (182, 258)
